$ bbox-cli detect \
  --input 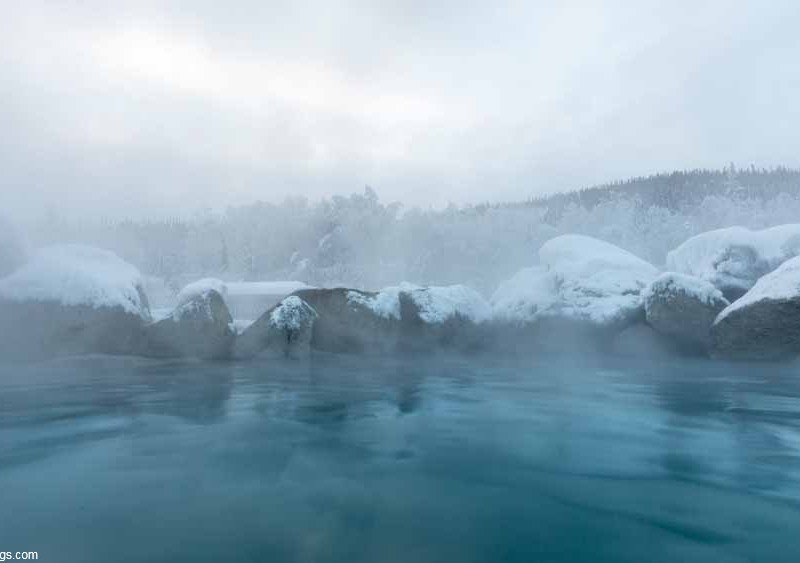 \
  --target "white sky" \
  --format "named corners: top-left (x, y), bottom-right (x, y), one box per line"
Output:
top-left (2, 0), bottom-right (799, 219)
